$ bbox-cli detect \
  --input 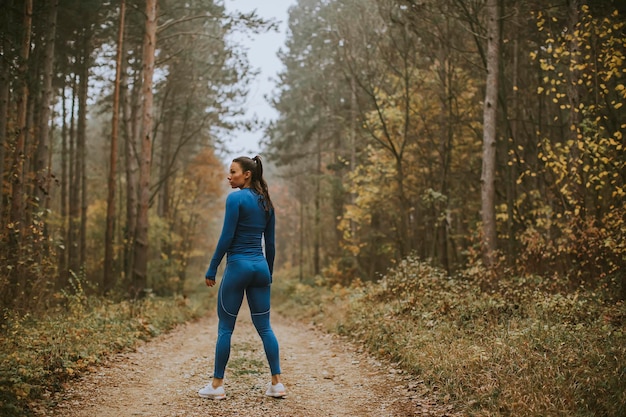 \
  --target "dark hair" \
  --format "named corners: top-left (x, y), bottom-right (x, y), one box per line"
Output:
top-left (233, 155), bottom-right (274, 211)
